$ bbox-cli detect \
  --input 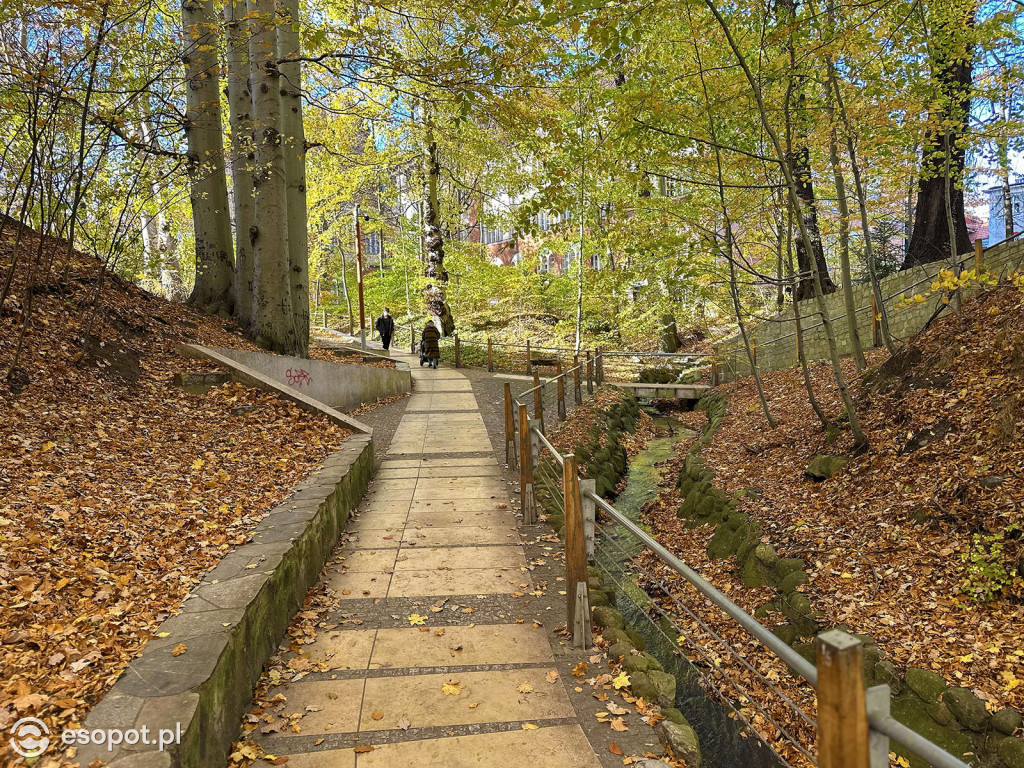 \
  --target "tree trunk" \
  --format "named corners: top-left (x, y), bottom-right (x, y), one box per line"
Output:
top-left (998, 101), bottom-right (1014, 240)
top-left (903, 8), bottom-right (975, 269)
top-left (825, 90), bottom-right (867, 370)
top-left (421, 104), bottom-right (454, 335)
top-left (182, 0), bottom-right (234, 316)
top-left (225, 0), bottom-right (256, 325)
top-left (780, 0), bottom-right (836, 301)
top-left (247, 0), bottom-right (297, 353)
top-left (279, 0), bottom-right (310, 355)
top-left (159, 218), bottom-right (185, 300)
